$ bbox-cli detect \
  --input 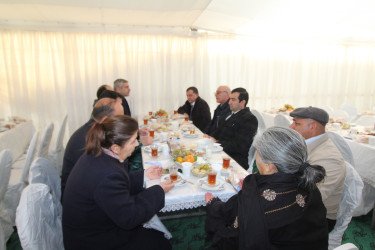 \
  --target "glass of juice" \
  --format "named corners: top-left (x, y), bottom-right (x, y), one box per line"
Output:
top-left (207, 170), bottom-right (217, 185)
top-left (151, 144), bottom-right (158, 157)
